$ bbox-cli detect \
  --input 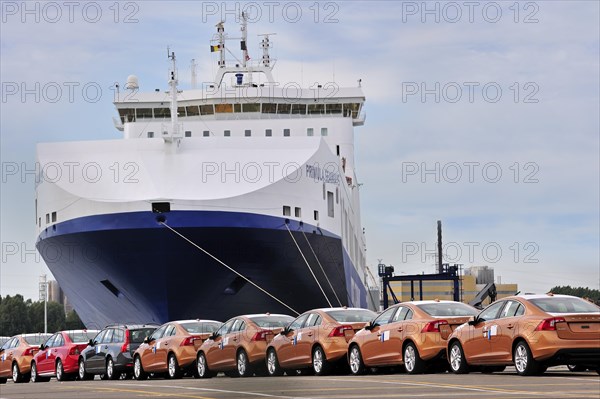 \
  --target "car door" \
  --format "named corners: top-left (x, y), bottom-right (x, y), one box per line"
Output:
top-left (155, 324), bottom-right (176, 370)
top-left (227, 319), bottom-right (246, 367)
top-left (36, 335), bottom-right (56, 374)
top-left (204, 320), bottom-right (234, 369)
top-left (277, 314), bottom-right (308, 367)
top-left (80, 330), bottom-right (103, 372)
top-left (360, 306), bottom-right (399, 366)
top-left (391, 307), bottom-right (412, 363)
top-left (0, 338), bottom-right (16, 376)
top-left (90, 329), bottom-right (113, 372)
top-left (49, 334), bottom-right (65, 373)
top-left (294, 313), bottom-right (319, 366)
top-left (143, 325), bottom-right (167, 371)
top-left (494, 300), bottom-right (525, 362)
top-left (462, 301), bottom-right (505, 364)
